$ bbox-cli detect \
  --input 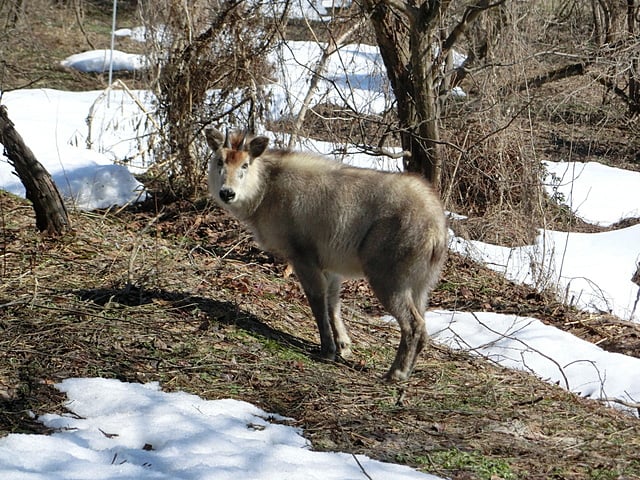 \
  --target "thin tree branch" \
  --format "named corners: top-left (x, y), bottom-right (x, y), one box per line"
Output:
top-left (507, 62), bottom-right (592, 94)
top-left (73, 0), bottom-right (95, 50)
top-left (430, 0), bottom-right (506, 76)
top-left (288, 17), bottom-right (366, 148)
top-left (384, 0), bottom-right (419, 24)
top-left (592, 71), bottom-right (634, 106)
top-left (599, 397), bottom-right (640, 411)
top-left (351, 453), bottom-right (374, 480)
